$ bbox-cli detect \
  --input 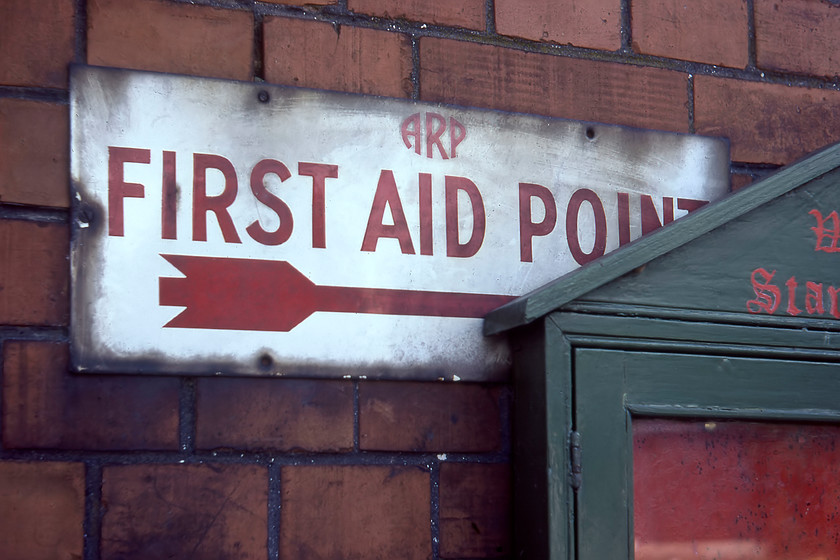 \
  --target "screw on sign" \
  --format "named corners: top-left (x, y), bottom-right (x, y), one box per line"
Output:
top-left (159, 255), bottom-right (515, 332)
